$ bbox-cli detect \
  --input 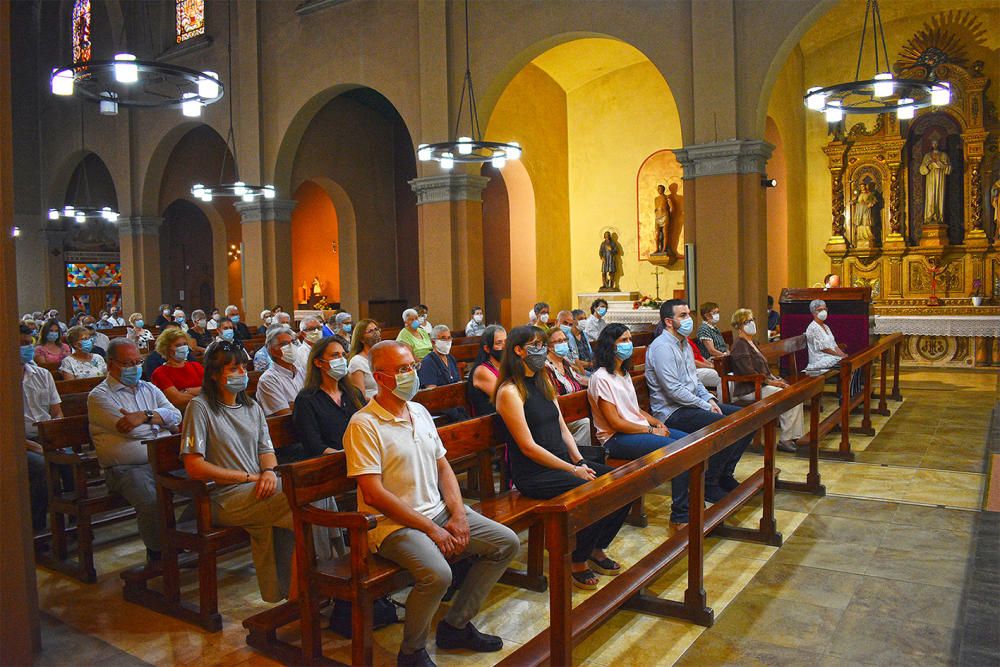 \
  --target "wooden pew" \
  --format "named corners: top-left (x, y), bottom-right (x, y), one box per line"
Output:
top-left (497, 375), bottom-right (827, 666)
top-left (245, 414), bottom-right (549, 665)
top-left (55, 376), bottom-right (104, 395)
top-left (413, 382), bottom-right (470, 420)
top-left (35, 415), bottom-right (135, 582)
top-left (38, 361), bottom-right (61, 379)
top-left (451, 335), bottom-right (481, 347)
